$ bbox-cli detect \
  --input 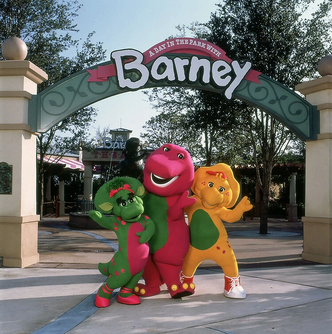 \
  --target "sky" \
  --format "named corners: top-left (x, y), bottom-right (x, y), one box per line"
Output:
top-left (72, 0), bottom-right (221, 139)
